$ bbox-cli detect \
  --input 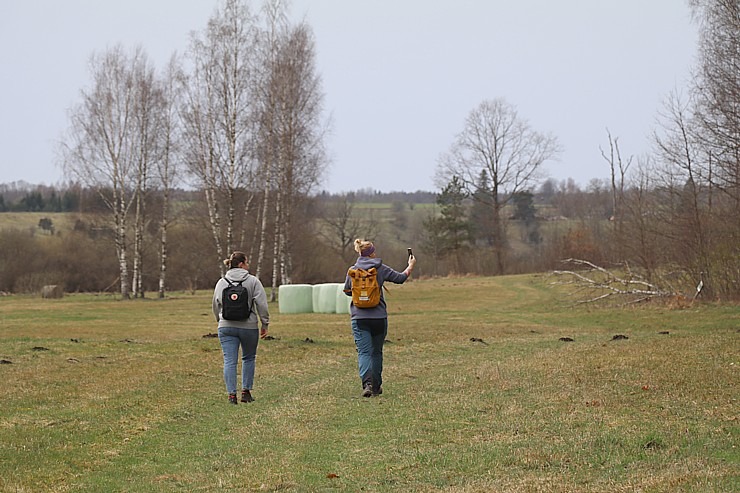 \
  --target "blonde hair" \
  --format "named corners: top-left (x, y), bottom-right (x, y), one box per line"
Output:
top-left (223, 251), bottom-right (247, 269)
top-left (354, 239), bottom-right (375, 255)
